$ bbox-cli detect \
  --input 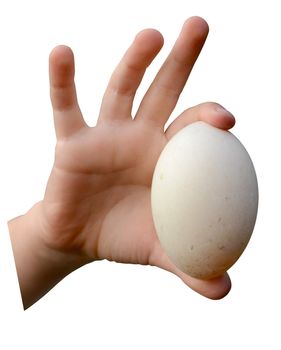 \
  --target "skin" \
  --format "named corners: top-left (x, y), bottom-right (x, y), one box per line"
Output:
top-left (9, 17), bottom-right (235, 309)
